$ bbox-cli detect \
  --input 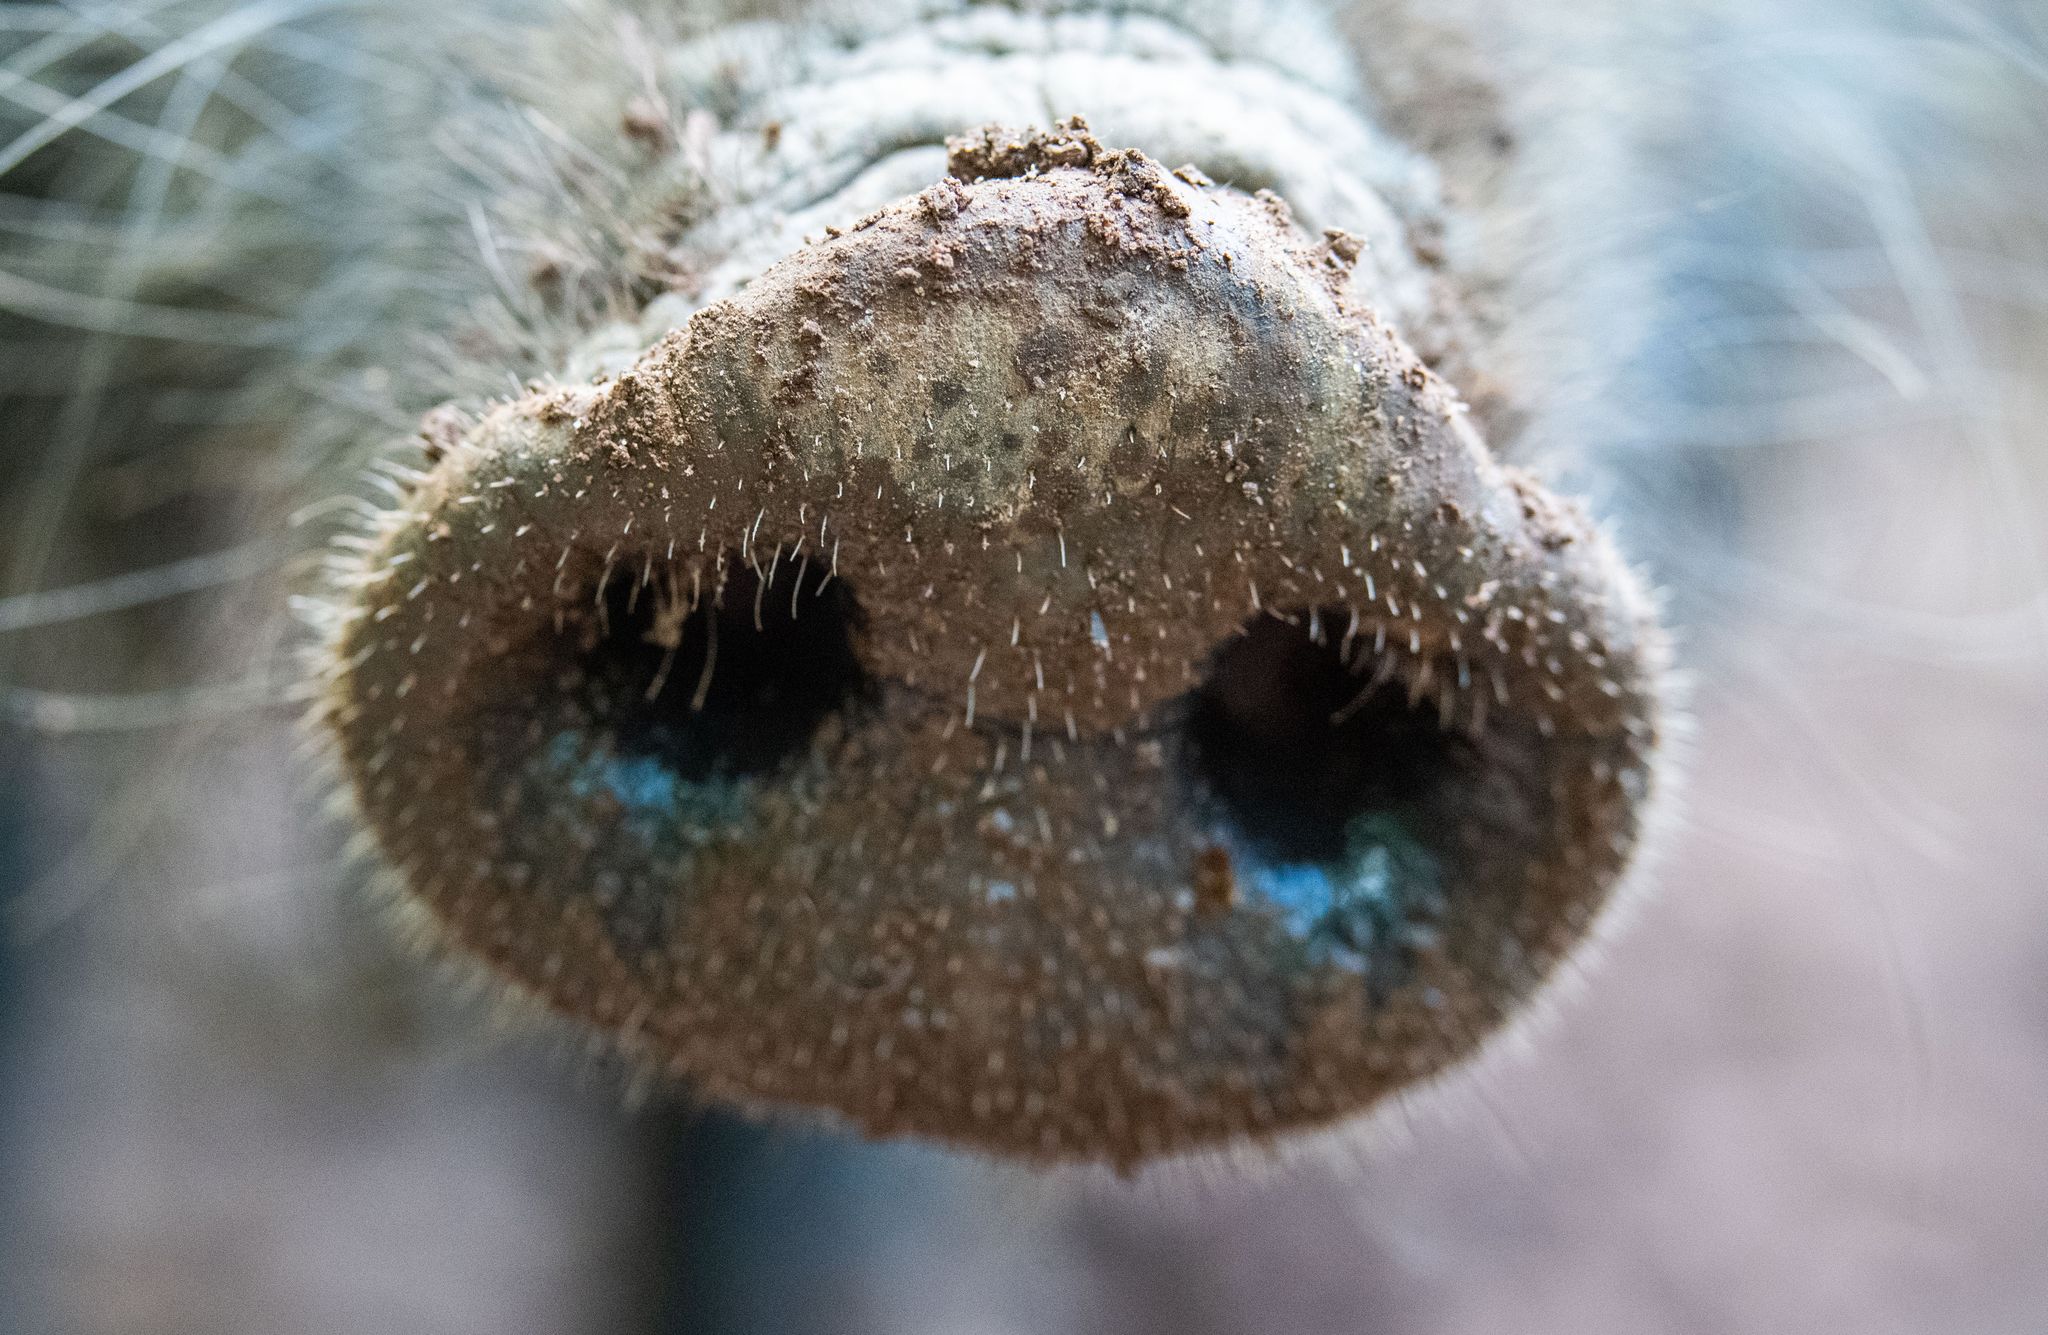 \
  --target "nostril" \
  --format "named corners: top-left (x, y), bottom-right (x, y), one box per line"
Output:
top-left (1185, 610), bottom-right (1469, 868)
top-left (1181, 609), bottom-right (1509, 986)
top-left (557, 550), bottom-right (866, 782)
